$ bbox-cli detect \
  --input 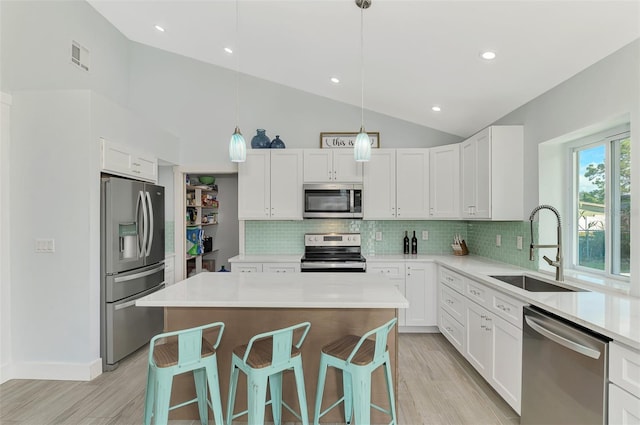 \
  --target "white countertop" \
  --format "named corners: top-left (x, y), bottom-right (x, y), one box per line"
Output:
top-left (227, 253), bottom-right (639, 349)
top-left (137, 272), bottom-right (409, 309)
